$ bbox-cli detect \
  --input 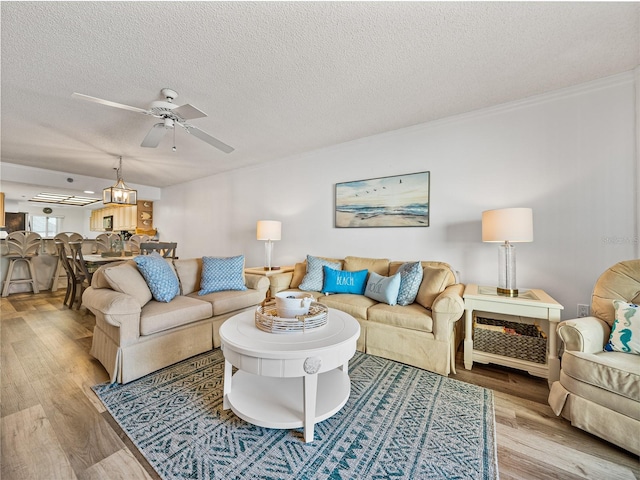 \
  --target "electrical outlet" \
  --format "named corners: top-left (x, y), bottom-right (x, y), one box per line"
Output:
top-left (577, 304), bottom-right (590, 317)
